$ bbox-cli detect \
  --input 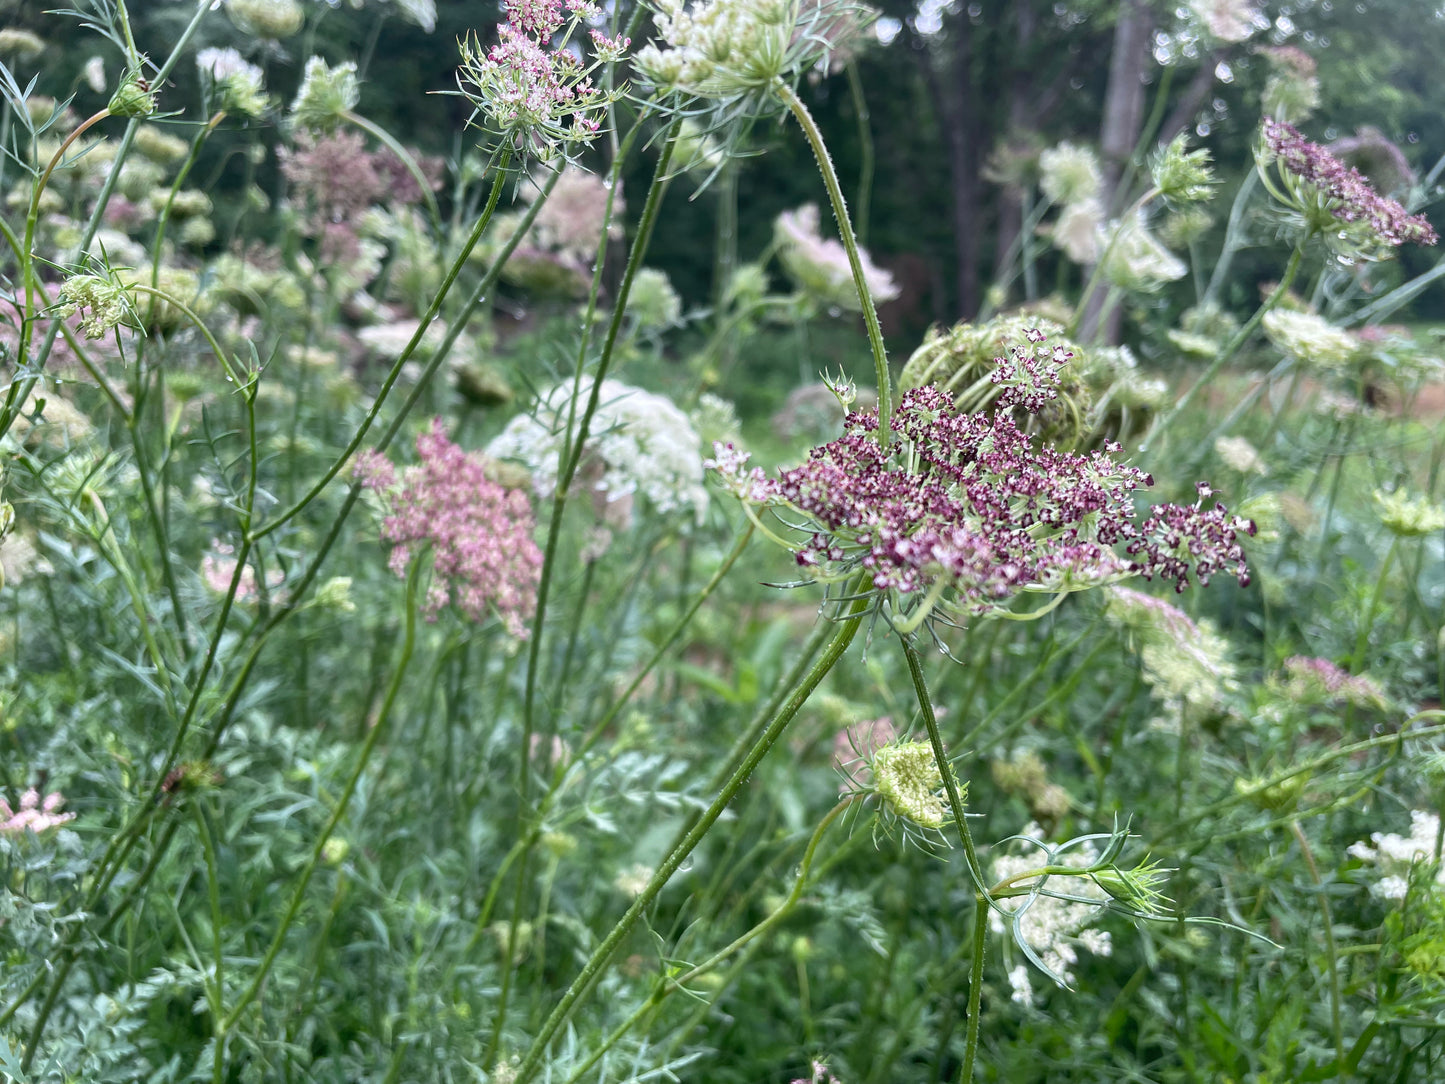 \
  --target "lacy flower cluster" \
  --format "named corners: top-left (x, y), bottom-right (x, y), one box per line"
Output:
top-left (710, 344), bottom-right (1252, 627)
top-left (1261, 120), bottom-right (1437, 257)
top-left (990, 829), bottom-right (1112, 1000)
top-left (1, 789), bottom-right (75, 835)
top-left (457, 0), bottom-right (621, 159)
top-left (356, 420), bottom-right (543, 636)
top-left (1349, 810), bottom-right (1445, 901)
top-left (488, 379), bottom-right (709, 528)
